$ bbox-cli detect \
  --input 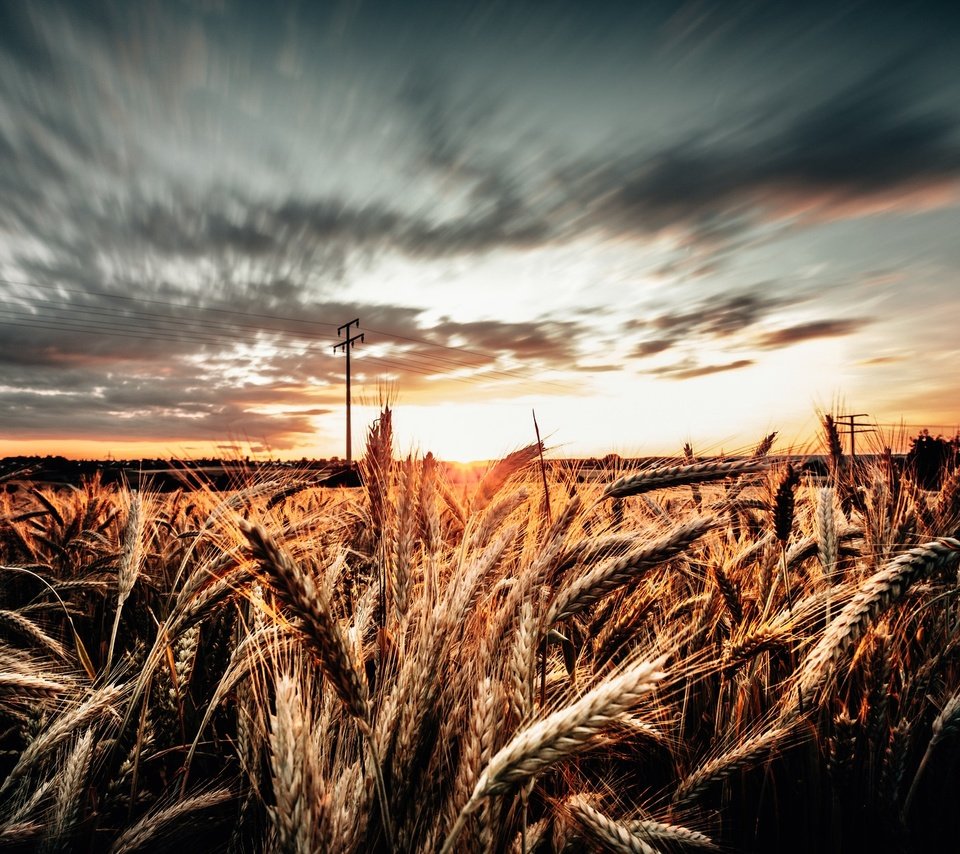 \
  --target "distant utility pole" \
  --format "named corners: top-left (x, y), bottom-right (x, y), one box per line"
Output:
top-left (836, 413), bottom-right (873, 464)
top-left (333, 318), bottom-right (364, 464)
